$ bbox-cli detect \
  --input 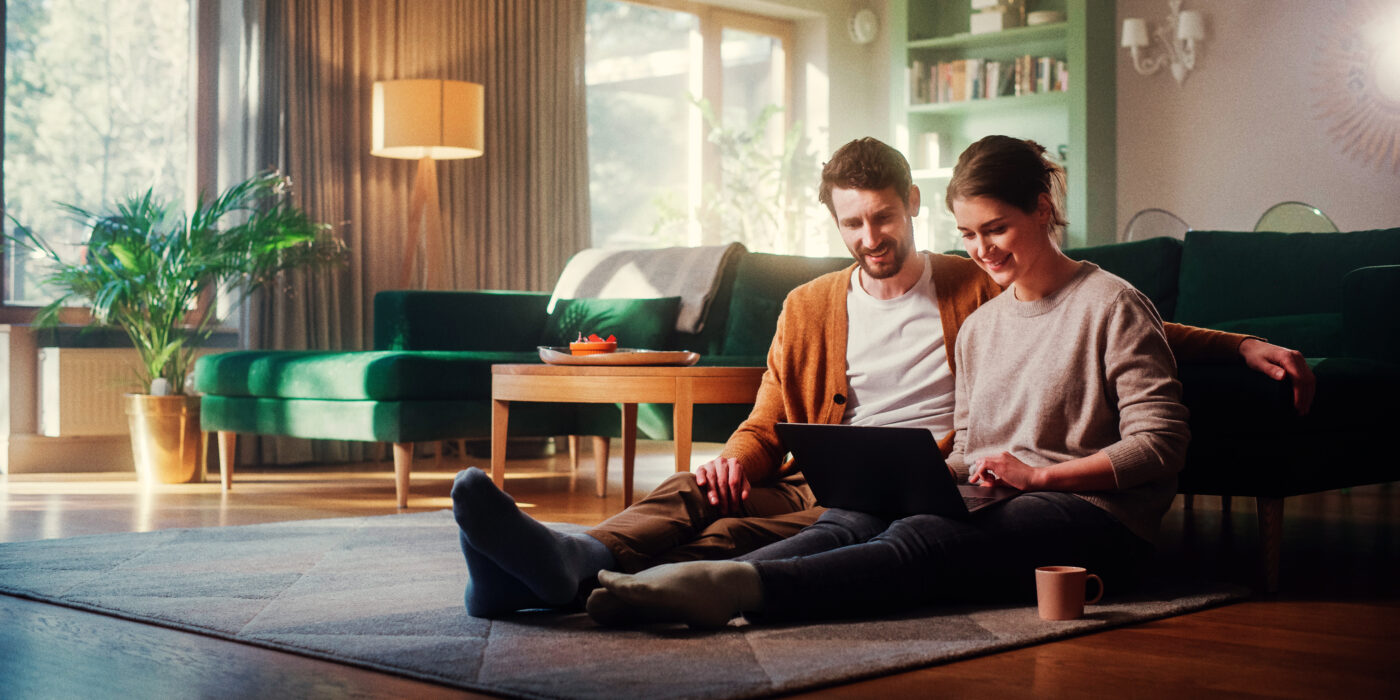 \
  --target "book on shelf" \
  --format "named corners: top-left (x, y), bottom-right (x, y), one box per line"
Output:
top-left (908, 54), bottom-right (1066, 107)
